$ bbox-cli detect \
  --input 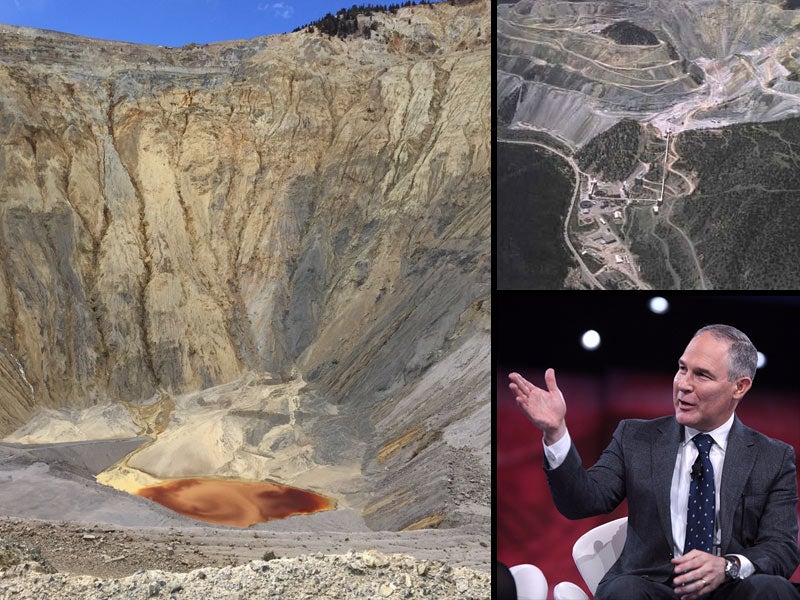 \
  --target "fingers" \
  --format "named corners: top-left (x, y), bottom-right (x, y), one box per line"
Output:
top-left (507, 373), bottom-right (528, 401)
top-left (507, 372), bottom-right (528, 390)
top-left (544, 367), bottom-right (559, 393)
top-left (676, 577), bottom-right (711, 600)
top-left (671, 551), bottom-right (701, 572)
top-left (672, 551), bottom-right (724, 599)
top-left (672, 552), bottom-right (701, 587)
top-left (675, 576), bottom-right (710, 600)
top-left (508, 372), bottom-right (538, 398)
top-left (508, 370), bottom-right (557, 396)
